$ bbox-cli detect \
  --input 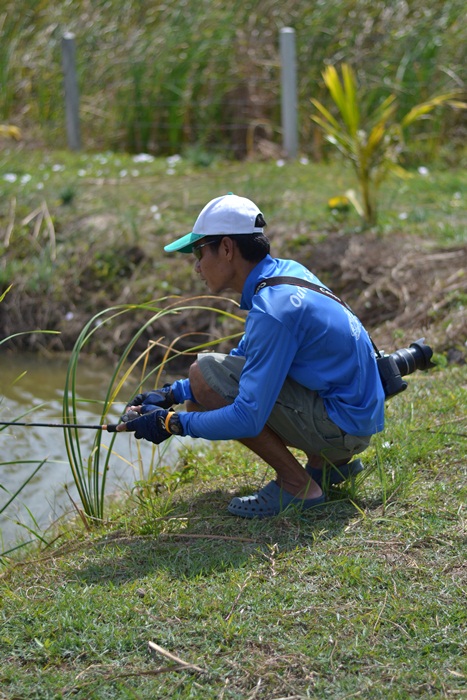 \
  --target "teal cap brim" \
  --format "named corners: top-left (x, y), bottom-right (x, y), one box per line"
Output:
top-left (164, 232), bottom-right (205, 254)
